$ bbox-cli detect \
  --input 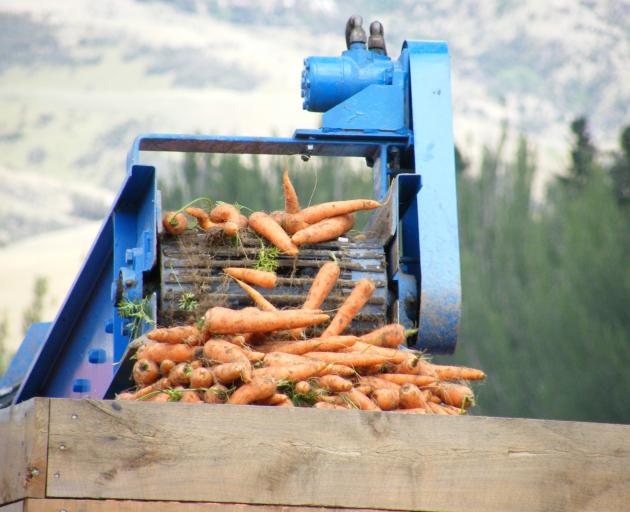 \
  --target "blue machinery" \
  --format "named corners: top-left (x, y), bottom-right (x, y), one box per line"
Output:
top-left (1, 17), bottom-right (460, 405)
